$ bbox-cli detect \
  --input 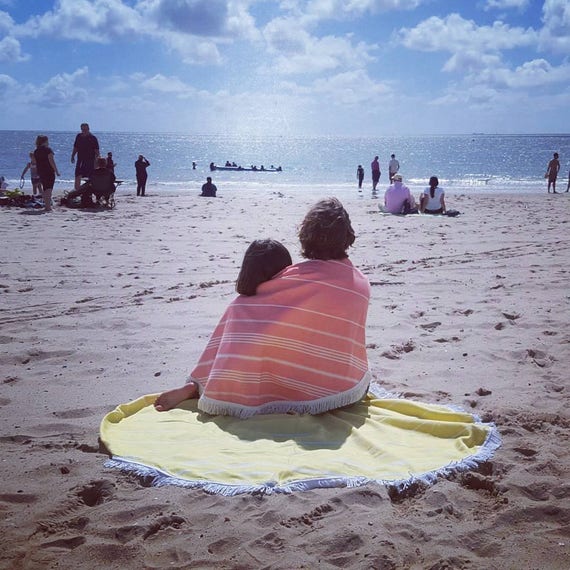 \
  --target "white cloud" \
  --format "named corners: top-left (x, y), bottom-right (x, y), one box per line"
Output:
top-left (140, 73), bottom-right (196, 94)
top-left (17, 0), bottom-right (143, 42)
top-left (29, 67), bottom-right (90, 107)
top-left (479, 59), bottom-right (570, 89)
top-left (310, 69), bottom-right (390, 104)
top-left (400, 13), bottom-right (537, 54)
top-left (0, 10), bottom-right (14, 32)
top-left (485, 0), bottom-right (529, 10)
top-left (305, 0), bottom-right (424, 20)
top-left (264, 17), bottom-right (376, 74)
top-left (0, 72), bottom-right (17, 97)
top-left (539, 0), bottom-right (570, 53)
top-left (0, 35), bottom-right (27, 62)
